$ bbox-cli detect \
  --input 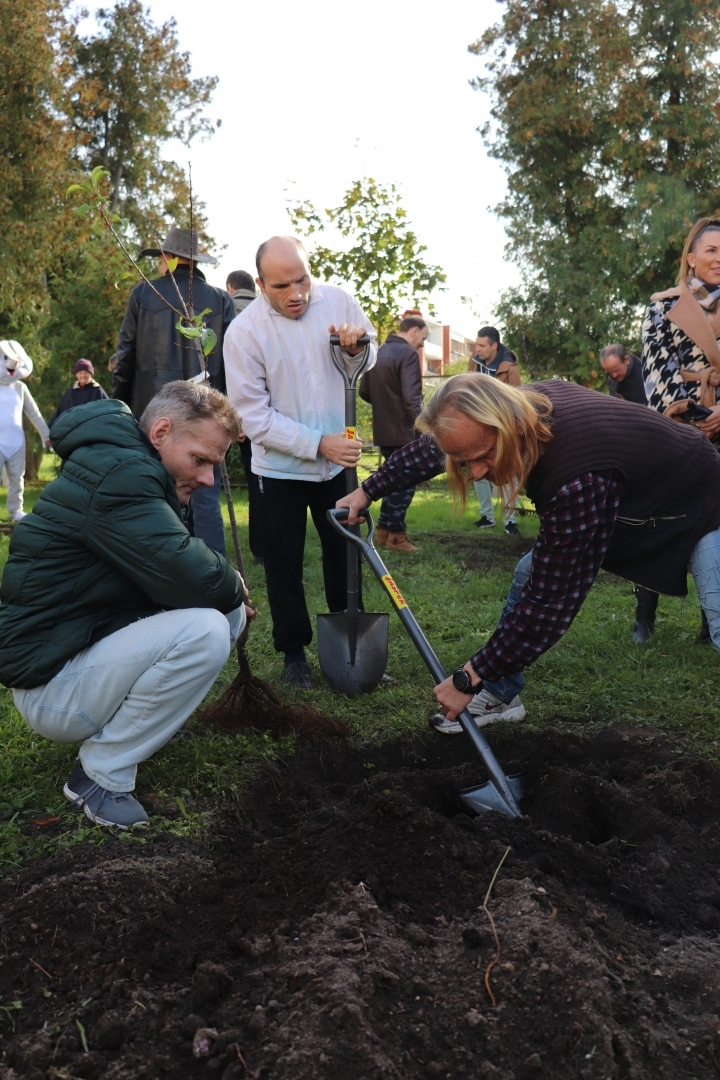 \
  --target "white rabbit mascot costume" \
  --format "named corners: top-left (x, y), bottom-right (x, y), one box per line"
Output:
top-left (0, 341), bottom-right (50, 521)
